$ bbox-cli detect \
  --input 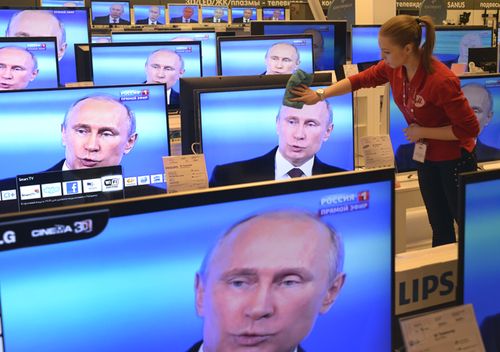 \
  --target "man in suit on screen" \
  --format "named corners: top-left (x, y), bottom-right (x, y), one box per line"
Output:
top-left (202, 7), bottom-right (227, 23)
top-left (93, 3), bottom-right (130, 25)
top-left (209, 100), bottom-right (344, 187)
top-left (232, 8), bottom-right (253, 24)
top-left (188, 209), bottom-right (346, 352)
top-left (0, 46), bottom-right (39, 90)
top-left (135, 6), bottom-right (163, 25)
top-left (170, 6), bottom-right (196, 23)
